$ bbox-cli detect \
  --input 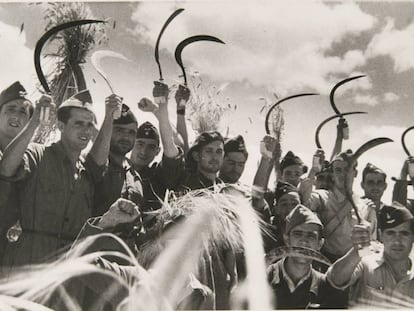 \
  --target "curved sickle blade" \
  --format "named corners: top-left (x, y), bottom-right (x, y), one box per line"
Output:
top-left (34, 19), bottom-right (106, 94)
top-left (345, 137), bottom-right (393, 223)
top-left (265, 93), bottom-right (318, 134)
top-left (315, 111), bottom-right (367, 149)
top-left (329, 75), bottom-right (366, 115)
top-left (155, 8), bottom-right (184, 81)
top-left (91, 50), bottom-right (130, 94)
top-left (401, 126), bottom-right (414, 157)
top-left (174, 35), bottom-right (225, 85)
